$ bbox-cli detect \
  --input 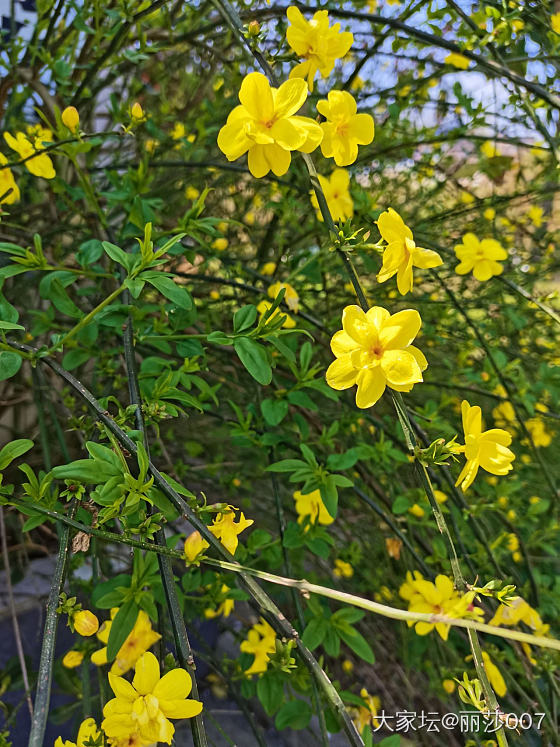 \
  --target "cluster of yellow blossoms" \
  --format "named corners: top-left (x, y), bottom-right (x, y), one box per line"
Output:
top-left (399, 572), bottom-right (483, 640)
top-left (240, 617), bottom-right (277, 675)
top-left (217, 10), bottom-right (373, 178)
top-left (183, 504), bottom-right (253, 564)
